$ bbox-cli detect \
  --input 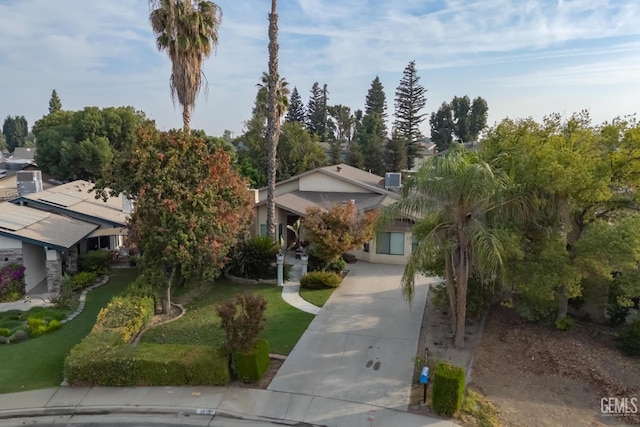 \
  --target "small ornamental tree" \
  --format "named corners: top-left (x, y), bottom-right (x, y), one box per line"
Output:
top-left (217, 292), bottom-right (267, 354)
top-left (303, 203), bottom-right (376, 268)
